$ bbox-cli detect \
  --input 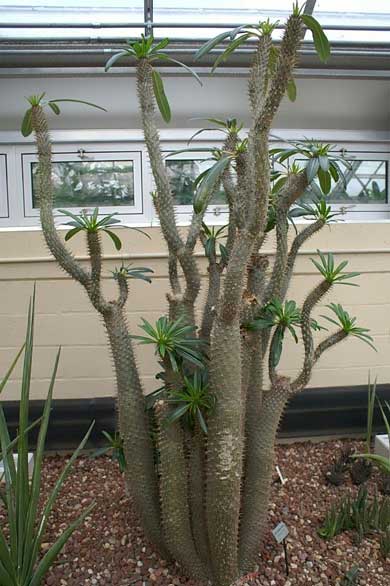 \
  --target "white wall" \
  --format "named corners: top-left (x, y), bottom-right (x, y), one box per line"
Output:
top-left (0, 72), bottom-right (389, 131)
